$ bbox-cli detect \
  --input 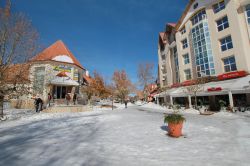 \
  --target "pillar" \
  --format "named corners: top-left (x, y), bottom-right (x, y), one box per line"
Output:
top-left (156, 97), bottom-right (159, 105)
top-left (170, 96), bottom-right (173, 106)
top-left (228, 91), bottom-right (234, 112)
top-left (188, 95), bottom-right (192, 109)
